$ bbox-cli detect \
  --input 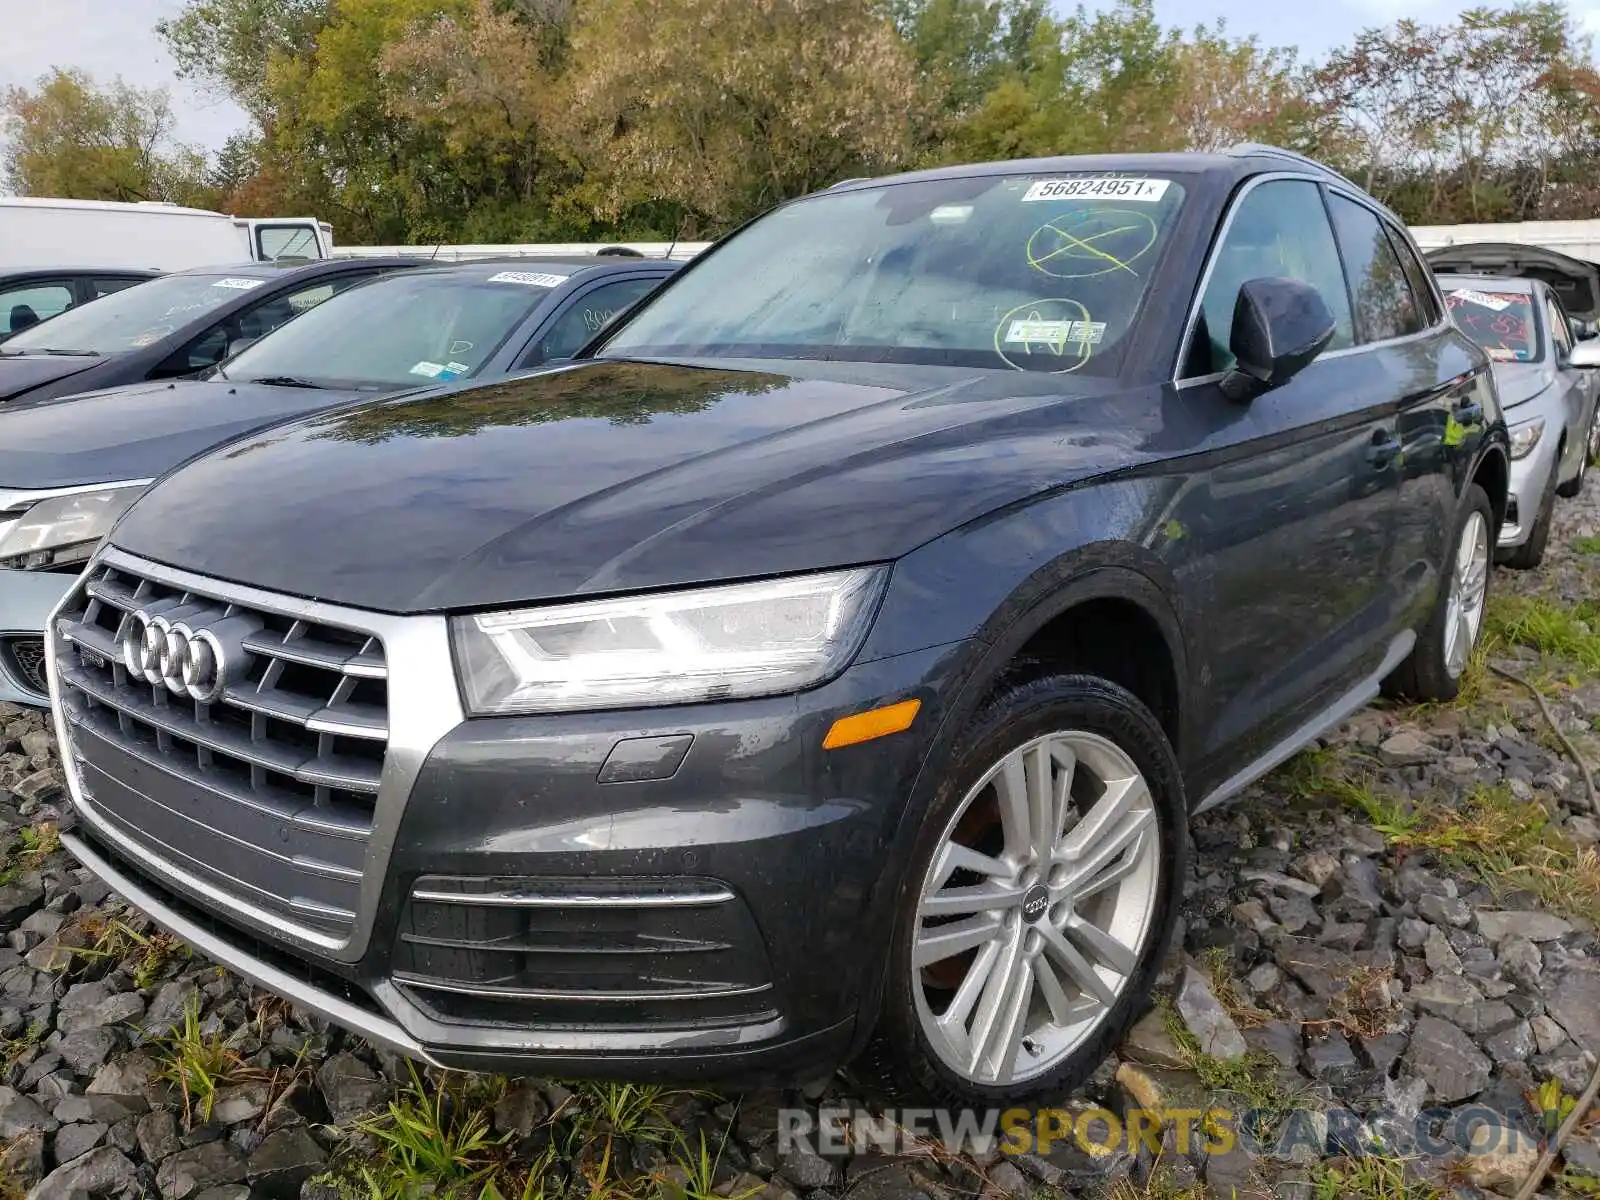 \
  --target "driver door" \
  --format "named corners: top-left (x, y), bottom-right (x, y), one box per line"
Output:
top-left (1174, 178), bottom-right (1405, 783)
